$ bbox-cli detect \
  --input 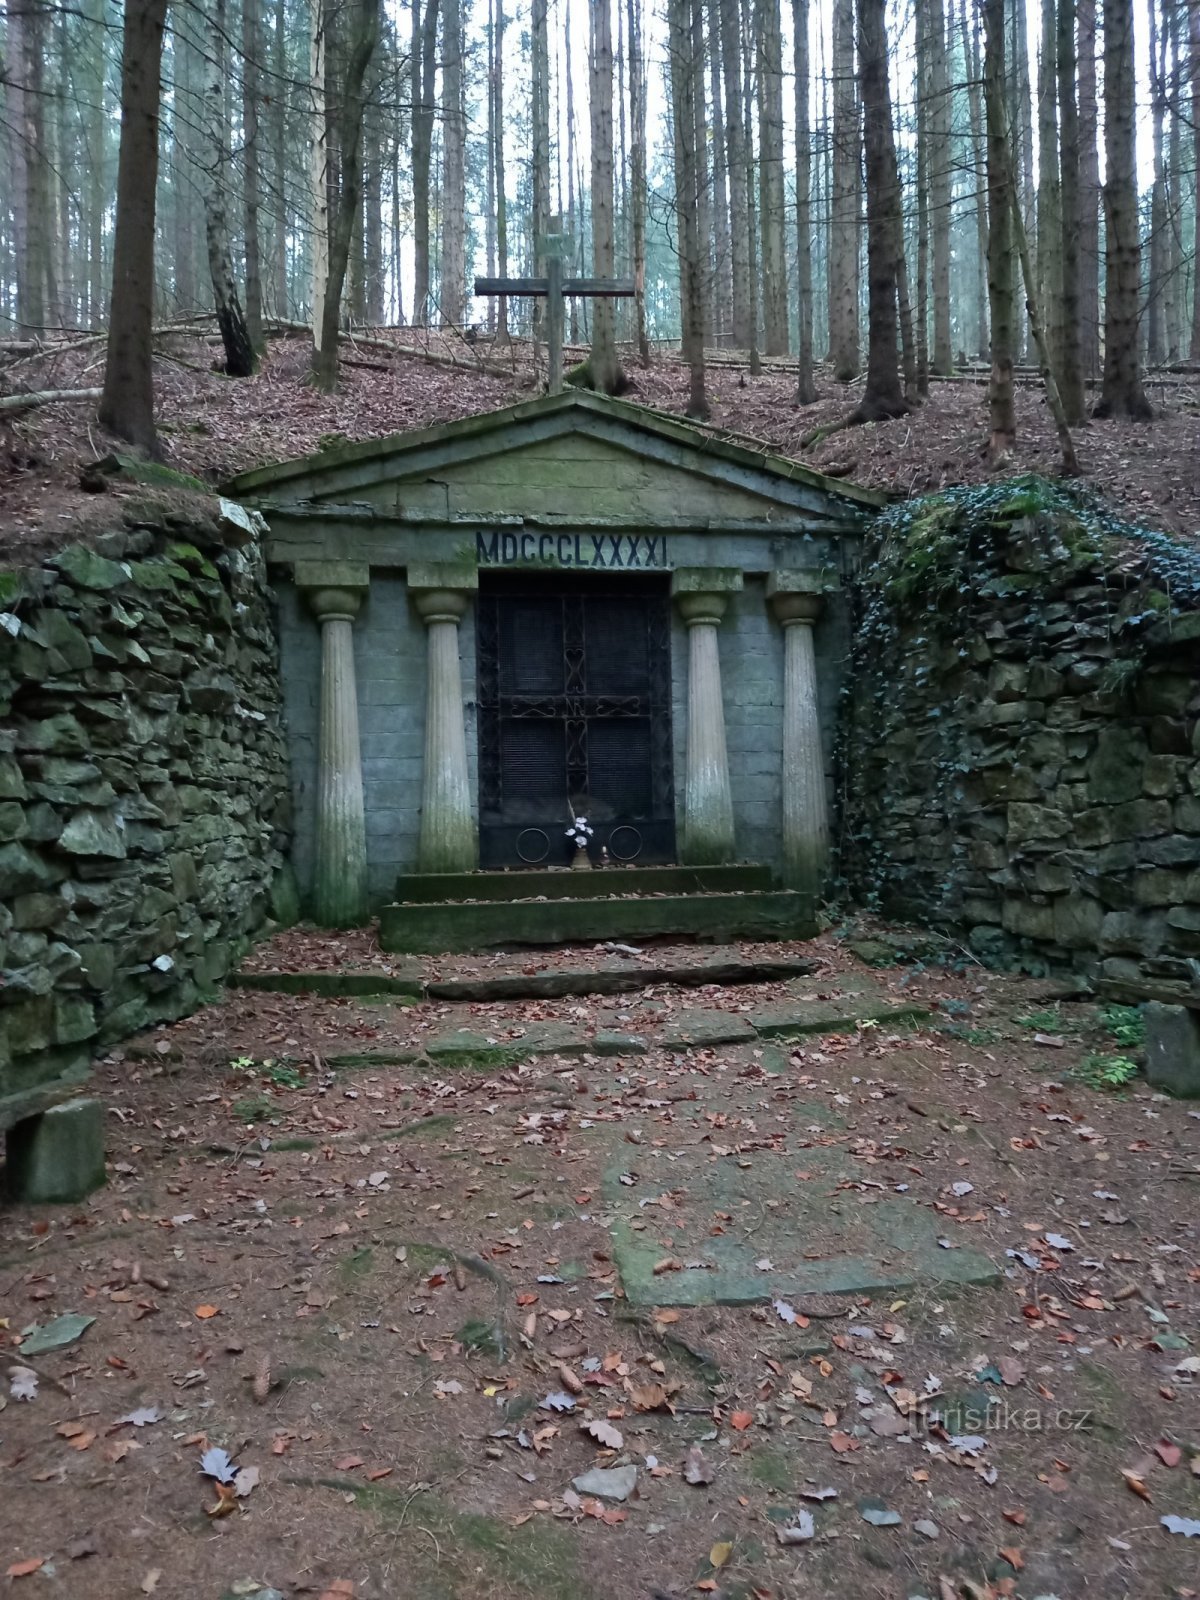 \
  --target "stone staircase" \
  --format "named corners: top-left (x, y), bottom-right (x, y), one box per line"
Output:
top-left (376, 863), bottom-right (816, 954)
